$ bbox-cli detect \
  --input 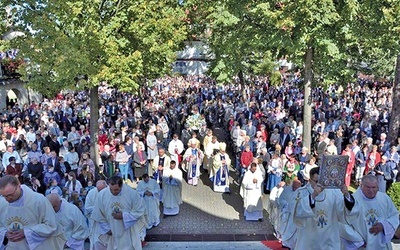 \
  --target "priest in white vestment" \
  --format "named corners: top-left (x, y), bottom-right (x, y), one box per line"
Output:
top-left (267, 181), bottom-right (285, 240)
top-left (84, 180), bottom-right (107, 250)
top-left (293, 167), bottom-right (354, 250)
top-left (0, 175), bottom-right (66, 250)
top-left (276, 180), bottom-right (302, 248)
top-left (151, 148), bottom-right (171, 184)
top-left (47, 194), bottom-right (89, 250)
top-left (183, 139), bottom-right (204, 186)
top-left (212, 143), bottom-right (231, 193)
top-left (137, 174), bottom-right (161, 228)
top-left (162, 161), bottom-right (183, 216)
top-left (240, 163), bottom-right (264, 221)
top-left (168, 134), bottom-right (184, 165)
top-left (341, 175), bottom-right (399, 250)
top-left (204, 136), bottom-right (220, 173)
top-left (91, 176), bottom-right (146, 250)
top-left (202, 129), bottom-right (213, 153)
